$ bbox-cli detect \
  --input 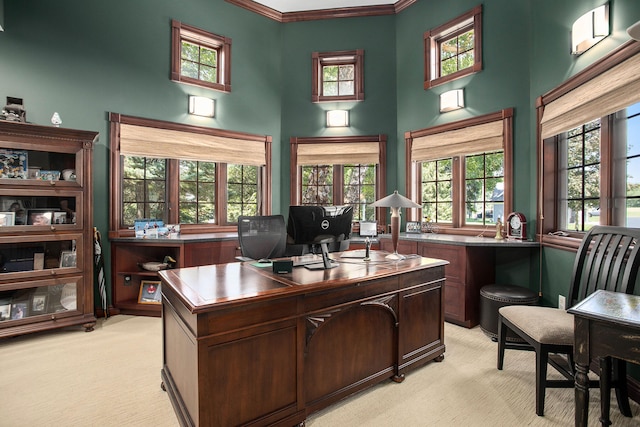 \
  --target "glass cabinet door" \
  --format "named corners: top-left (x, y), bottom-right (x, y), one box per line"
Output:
top-left (0, 190), bottom-right (83, 230)
top-left (0, 275), bottom-right (83, 324)
top-left (0, 233), bottom-right (83, 280)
